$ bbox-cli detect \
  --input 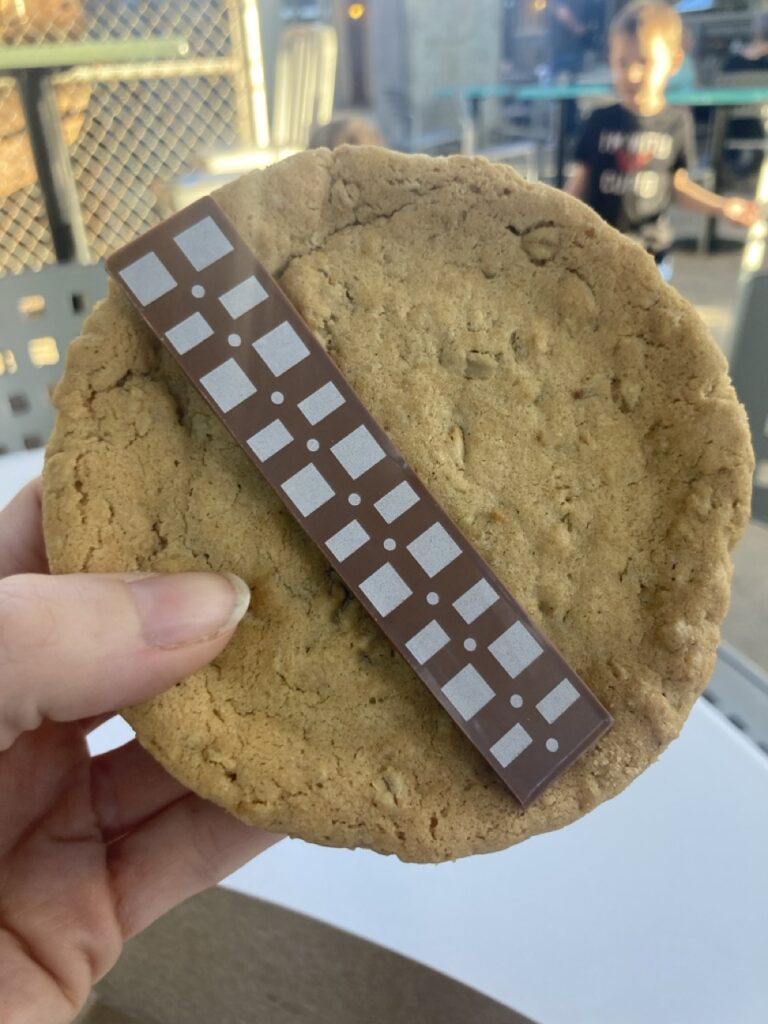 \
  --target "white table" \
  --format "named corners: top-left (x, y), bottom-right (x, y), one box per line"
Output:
top-left (0, 448), bottom-right (44, 508)
top-left (225, 701), bottom-right (768, 1024)
top-left (2, 450), bottom-right (767, 1023)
